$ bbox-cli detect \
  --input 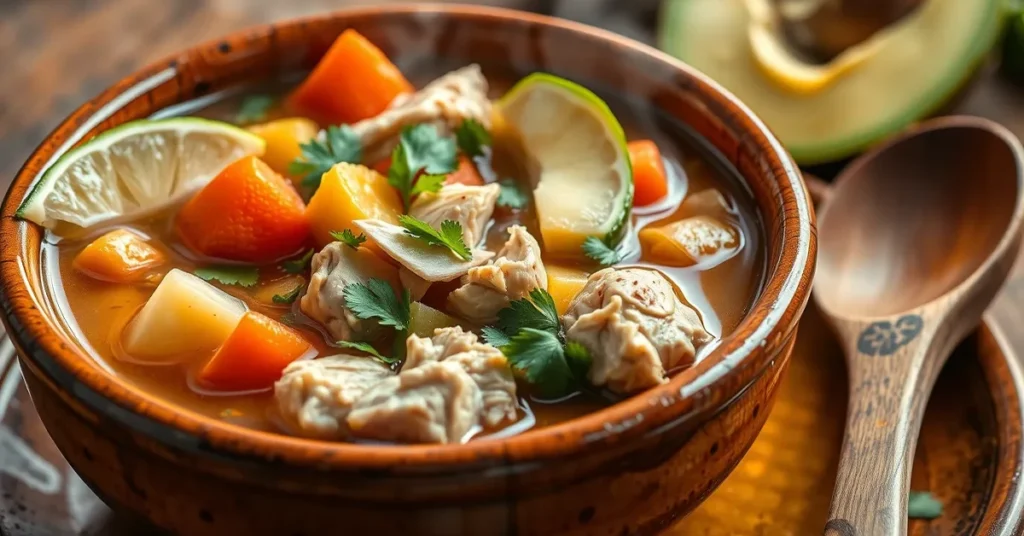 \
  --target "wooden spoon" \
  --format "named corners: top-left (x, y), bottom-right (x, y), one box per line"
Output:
top-left (814, 116), bottom-right (1024, 535)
